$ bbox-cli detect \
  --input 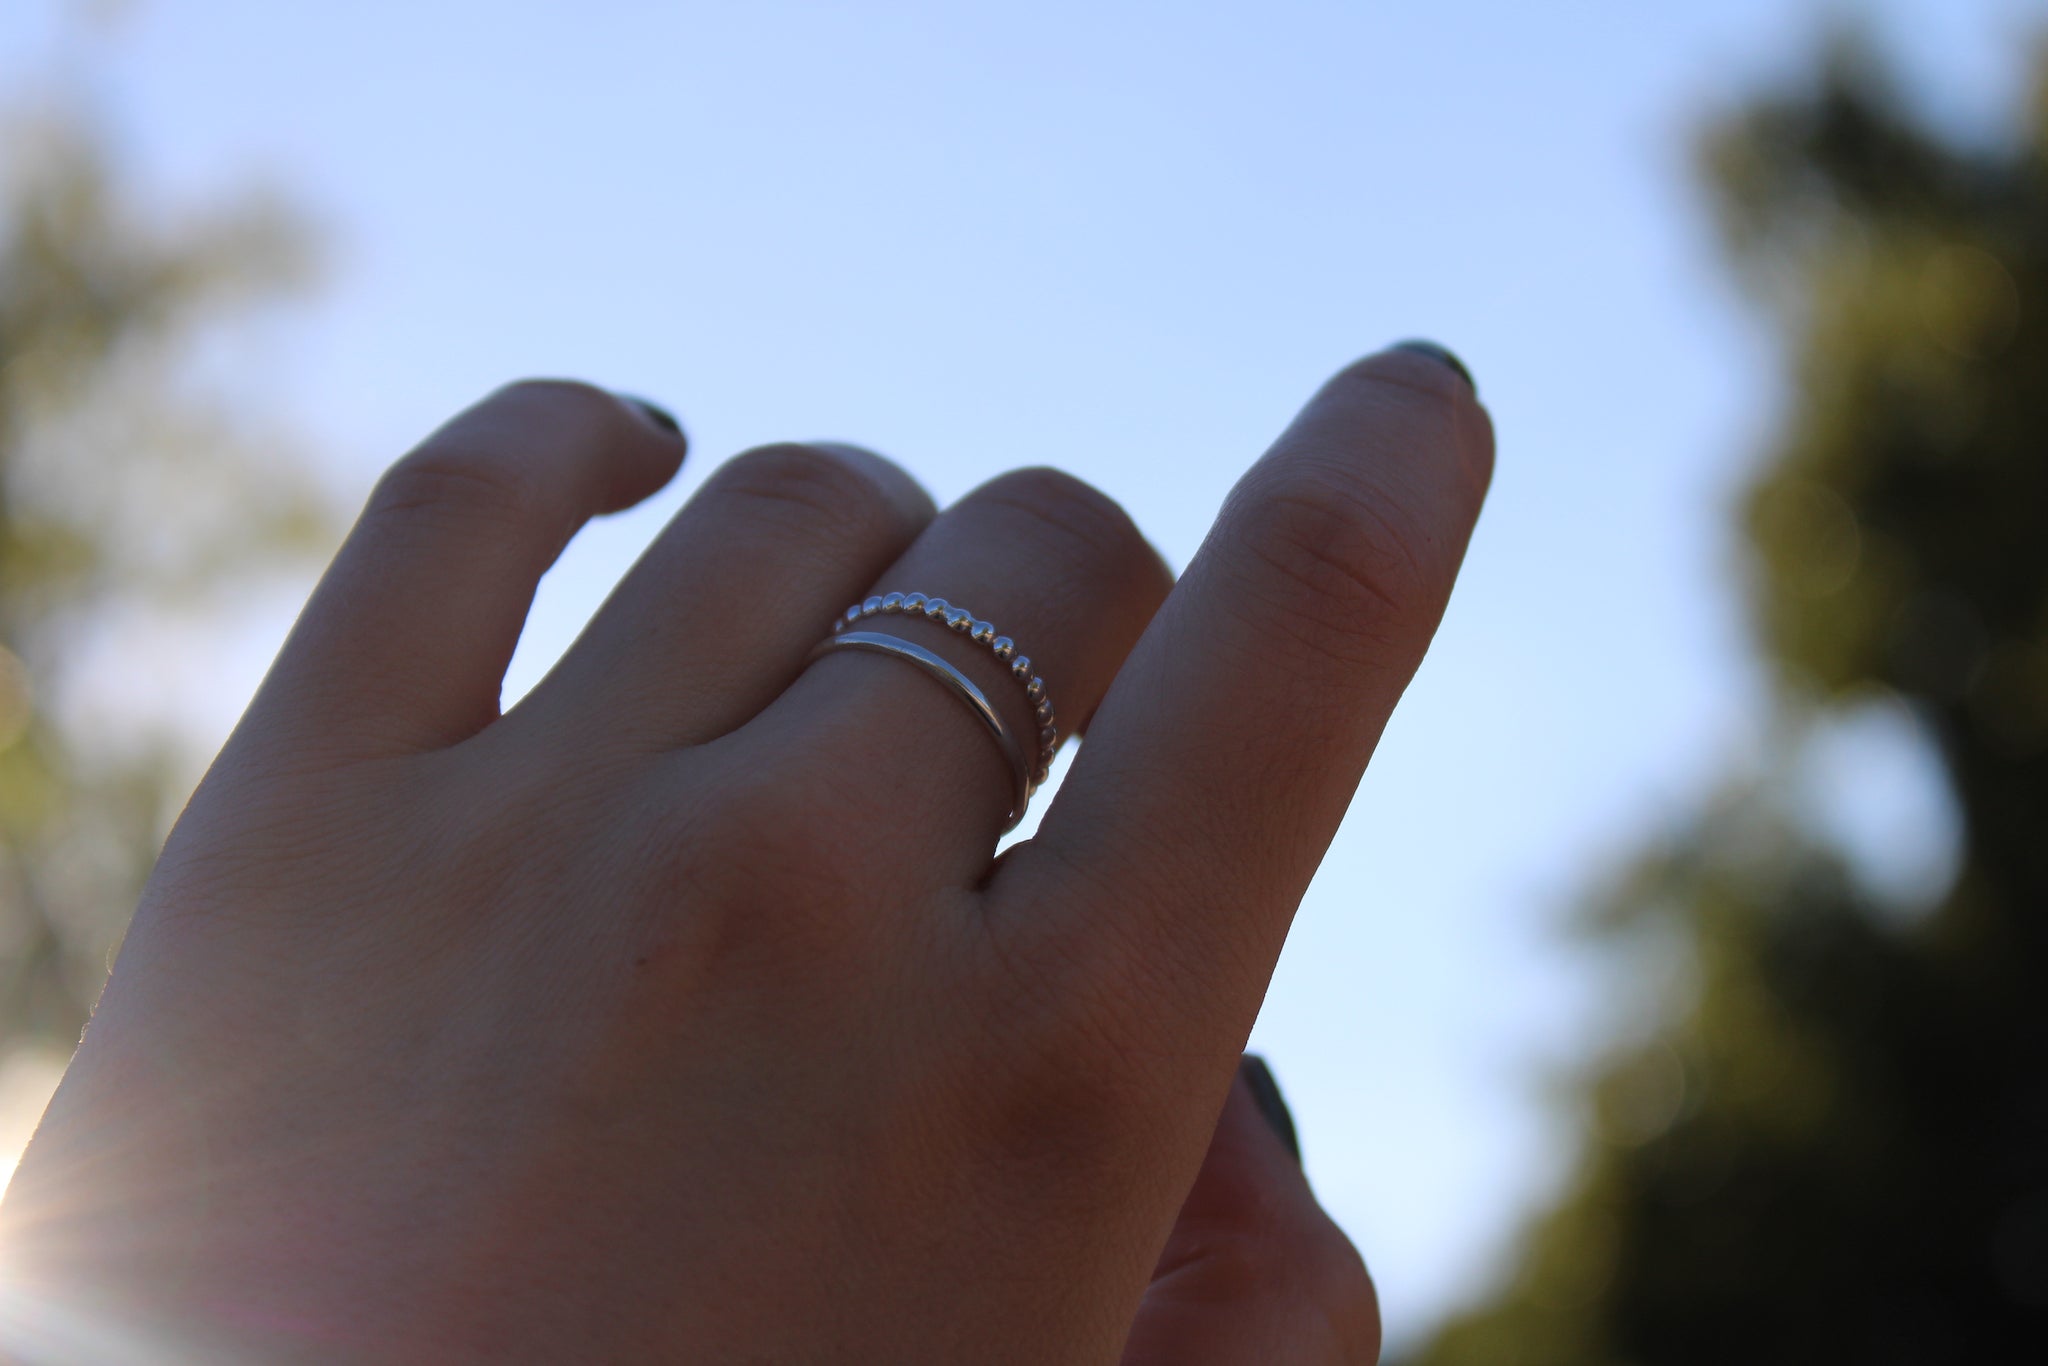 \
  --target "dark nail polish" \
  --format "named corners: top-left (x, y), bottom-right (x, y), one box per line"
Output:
top-left (1241, 1054), bottom-right (1301, 1164)
top-left (1389, 339), bottom-right (1476, 395)
top-left (619, 394), bottom-right (684, 439)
